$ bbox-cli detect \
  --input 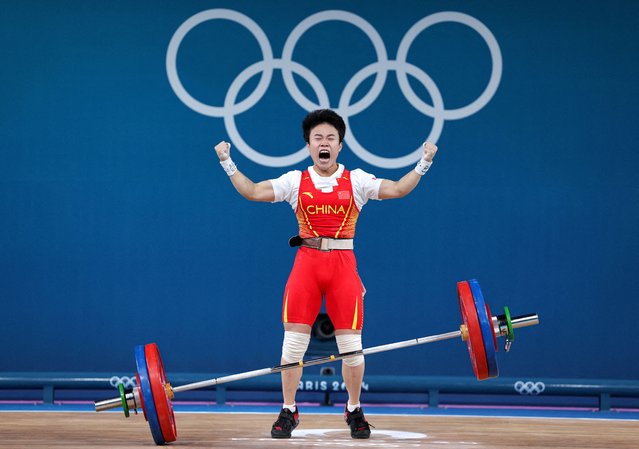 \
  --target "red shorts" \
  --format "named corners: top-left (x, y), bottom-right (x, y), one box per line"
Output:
top-left (282, 247), bottom-right (365, 330)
